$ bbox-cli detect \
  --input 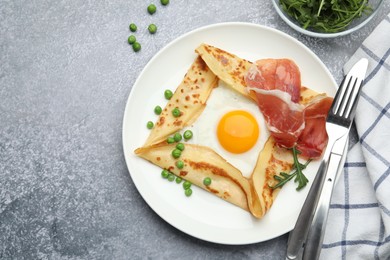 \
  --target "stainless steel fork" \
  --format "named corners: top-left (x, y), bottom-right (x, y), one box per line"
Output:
top-left (286, 58), bottom-right (369, 260)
